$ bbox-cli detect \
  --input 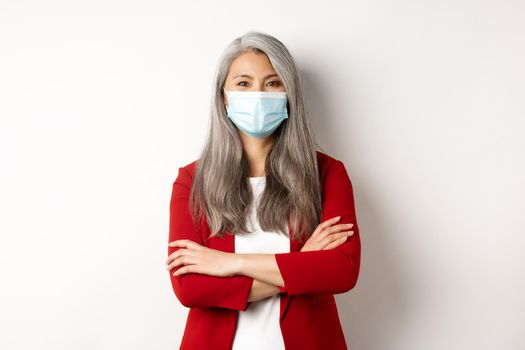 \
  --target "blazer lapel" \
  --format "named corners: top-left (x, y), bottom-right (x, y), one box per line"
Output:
top-left (280, 221), bottom-right (302, 321)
